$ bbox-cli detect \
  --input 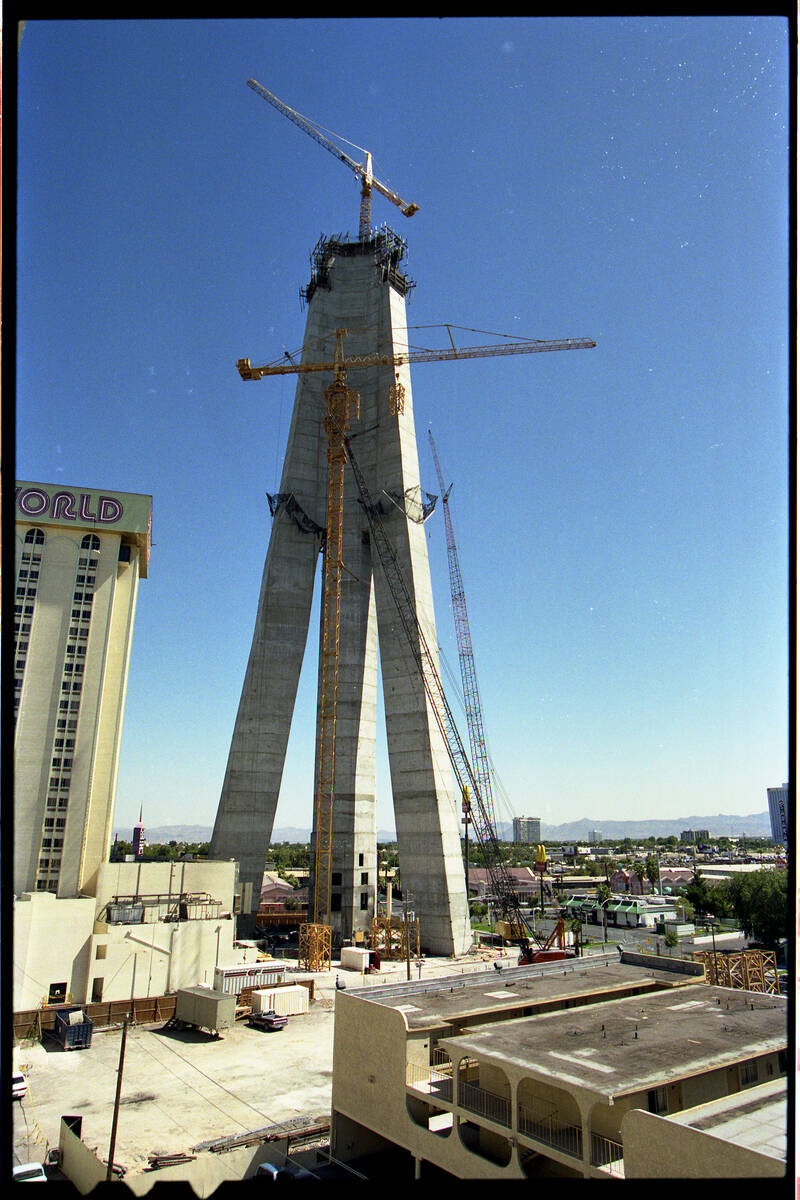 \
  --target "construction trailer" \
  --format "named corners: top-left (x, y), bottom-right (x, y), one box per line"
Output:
top-left (213, 962), bottom-right (287, 995)
top-left (174, 987), bottom-right (236, 1036)
top-left (251, 986), bottom-right (310, 1017)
